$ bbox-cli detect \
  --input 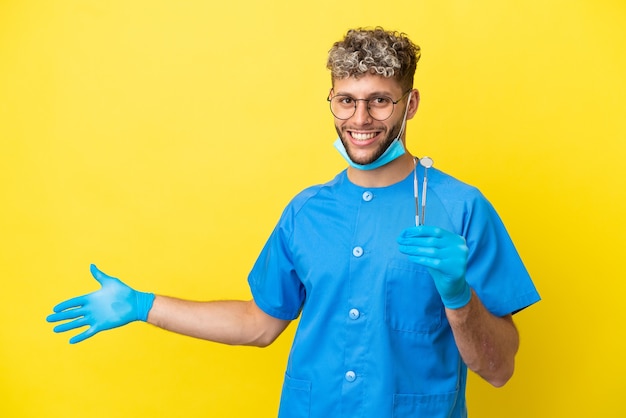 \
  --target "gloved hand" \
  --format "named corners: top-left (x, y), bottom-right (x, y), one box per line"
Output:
top-left (397, 226), bottom-right (472, 309)
top-left (47, 264), bottom-right (155, 344)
